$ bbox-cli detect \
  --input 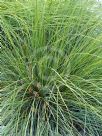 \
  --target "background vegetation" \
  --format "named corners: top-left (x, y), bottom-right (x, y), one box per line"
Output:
top-left (0, 0), bottom-right (102, 136)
